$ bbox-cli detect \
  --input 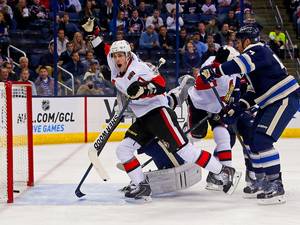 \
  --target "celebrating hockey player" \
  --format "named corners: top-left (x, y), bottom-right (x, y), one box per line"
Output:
top-left (169, 45), bottom-right (241, 191)
top-left (199, 25), bottom-right (300, 204)
top-left (108, 40), bottom-right (241, 202)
